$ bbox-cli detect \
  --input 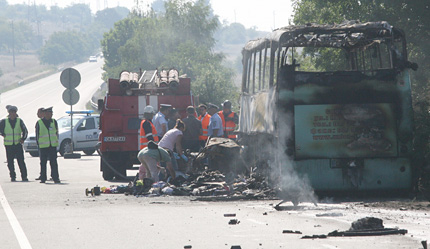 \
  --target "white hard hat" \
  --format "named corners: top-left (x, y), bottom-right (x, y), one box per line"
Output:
top-left (143, 105), bottom-right (155, 114)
